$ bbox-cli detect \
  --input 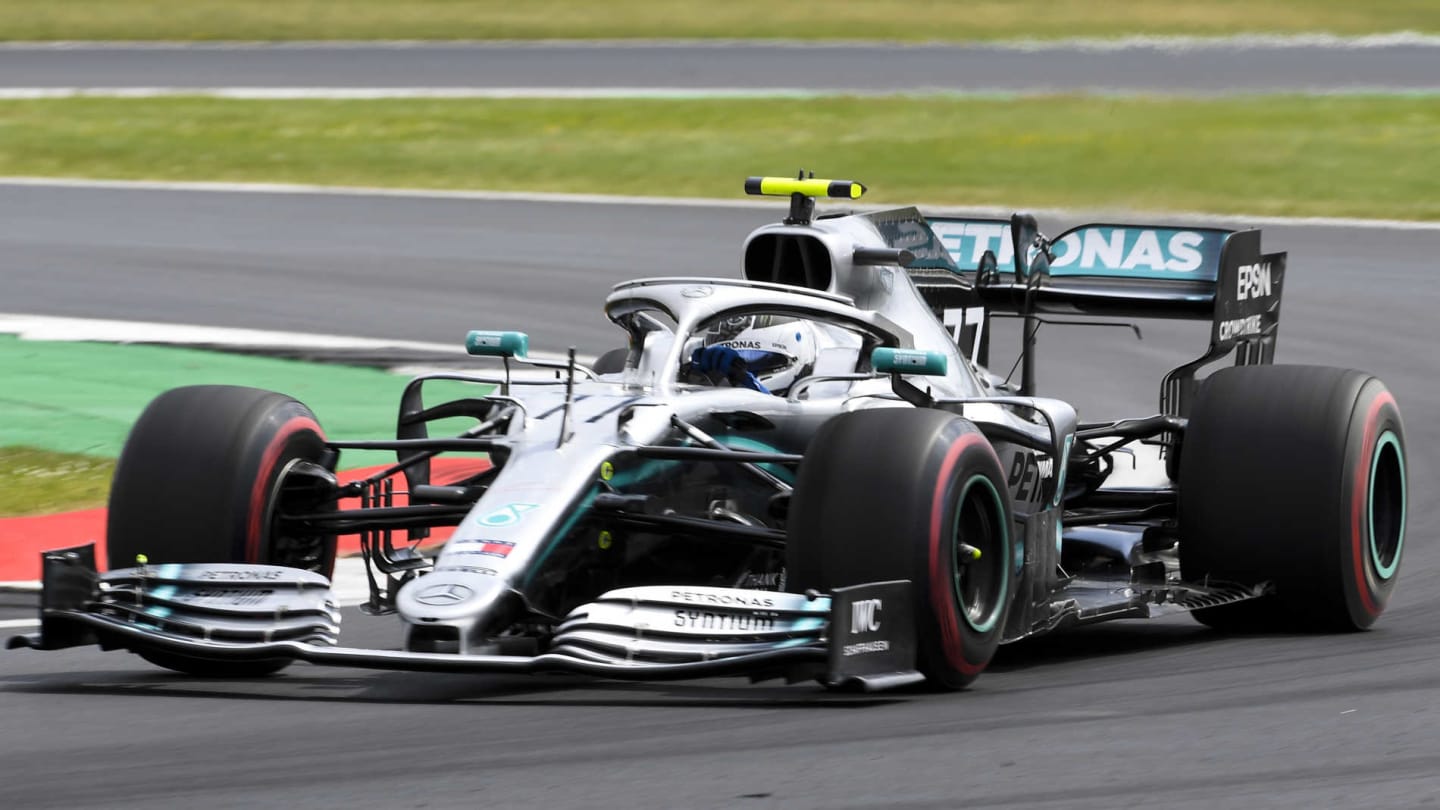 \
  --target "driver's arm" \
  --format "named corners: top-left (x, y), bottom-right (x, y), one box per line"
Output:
top-left (690, 345), bottom-right (770, 393)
